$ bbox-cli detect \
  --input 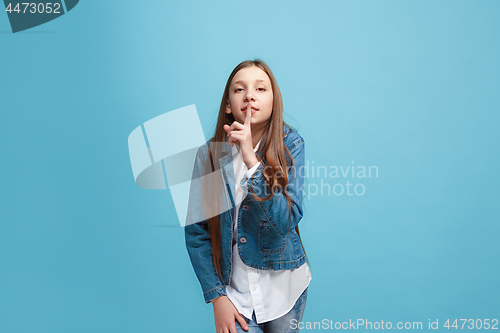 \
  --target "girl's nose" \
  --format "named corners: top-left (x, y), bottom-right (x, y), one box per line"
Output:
top-left (245, 89), bottom-right (255, 101)
top-left (245, 93), bottom-right (255, 101)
